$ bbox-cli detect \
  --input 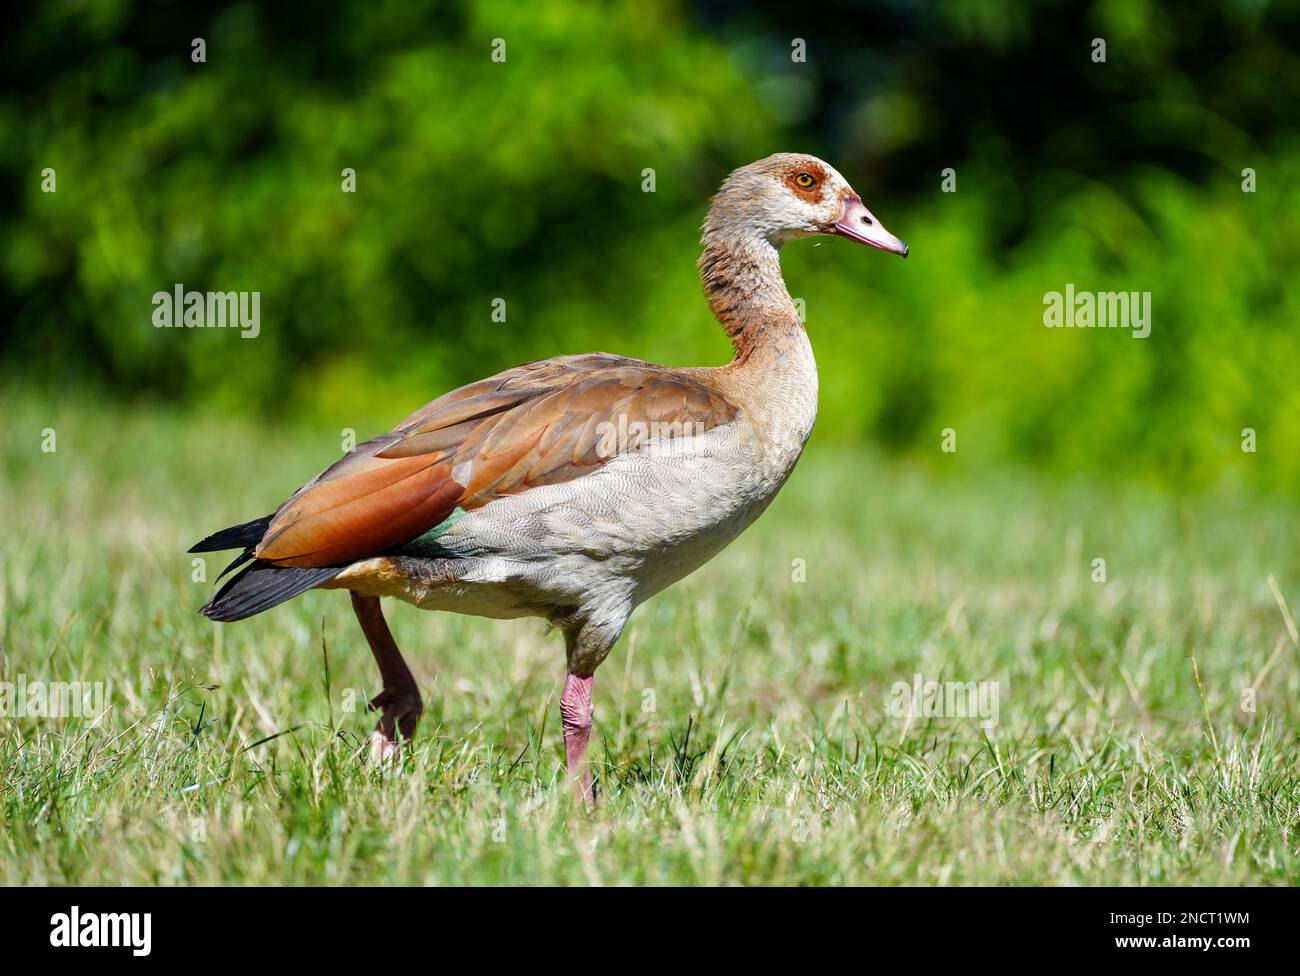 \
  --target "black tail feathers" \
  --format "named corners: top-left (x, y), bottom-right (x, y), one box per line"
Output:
top-left (189, 514), bottom-right (274, 553)
top-left (200, 561), bottom-right (342, 622)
